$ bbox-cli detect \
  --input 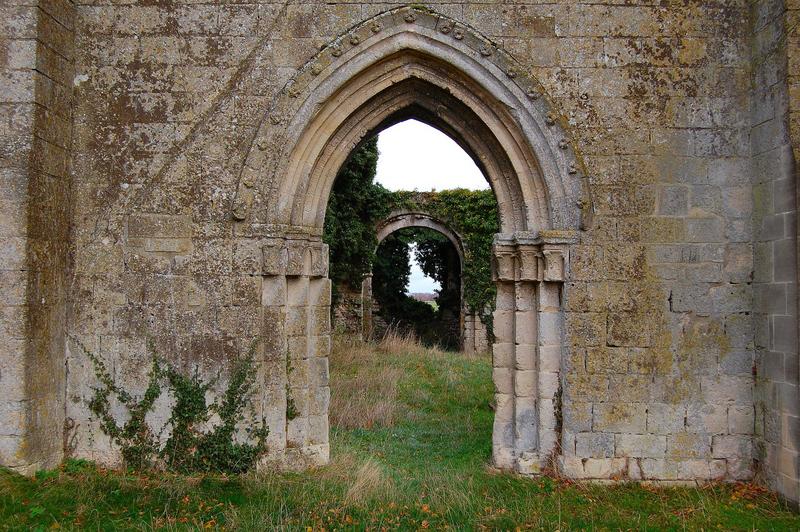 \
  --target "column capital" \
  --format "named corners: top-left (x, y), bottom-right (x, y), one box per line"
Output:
top-left (492, 240), bottom-right (517, 282)
top-left (262, 237), bottom-right (329, 278)
top-left (516, 244), bottom-right (543, 282)
top-left (491, 231), bottom-right (577, 283)
top-left (542, 246), bottom-right (567, 282)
